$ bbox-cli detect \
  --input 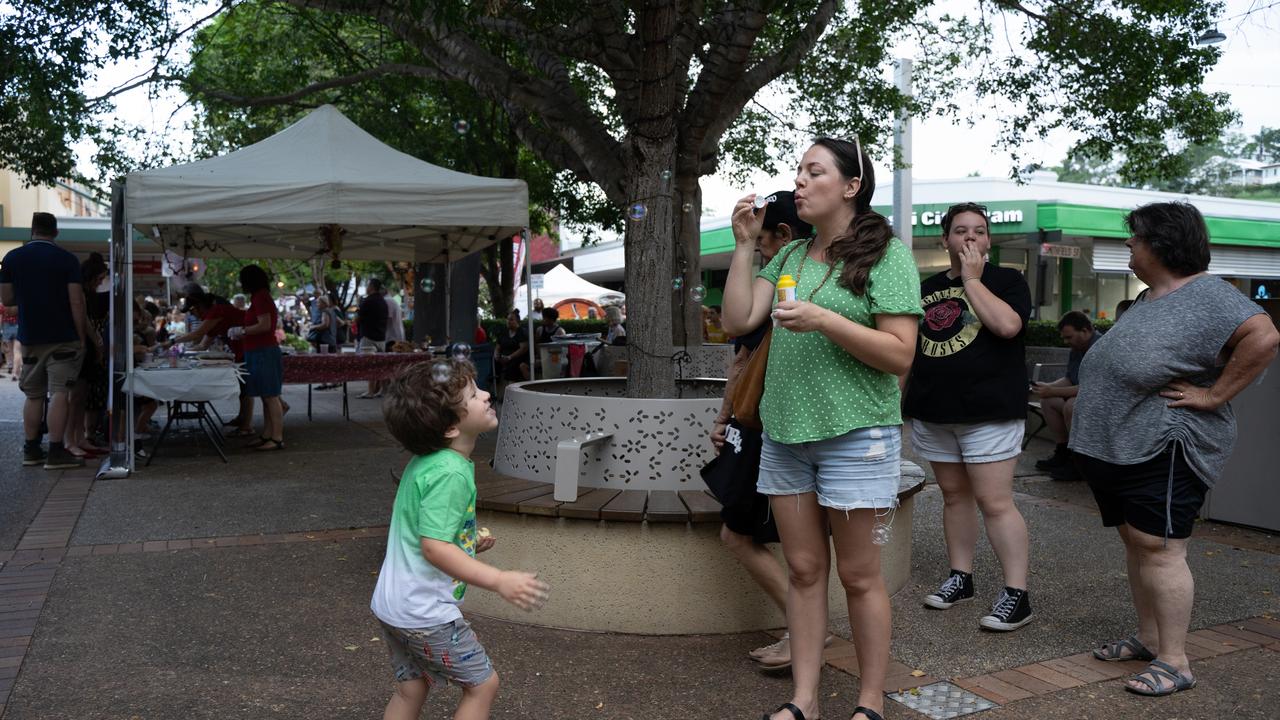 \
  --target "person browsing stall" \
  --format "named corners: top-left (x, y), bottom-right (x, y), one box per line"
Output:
top-left (0, 212), bottom-right (99, 470)
top-left (228, 265), bottom-right (285, 451)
